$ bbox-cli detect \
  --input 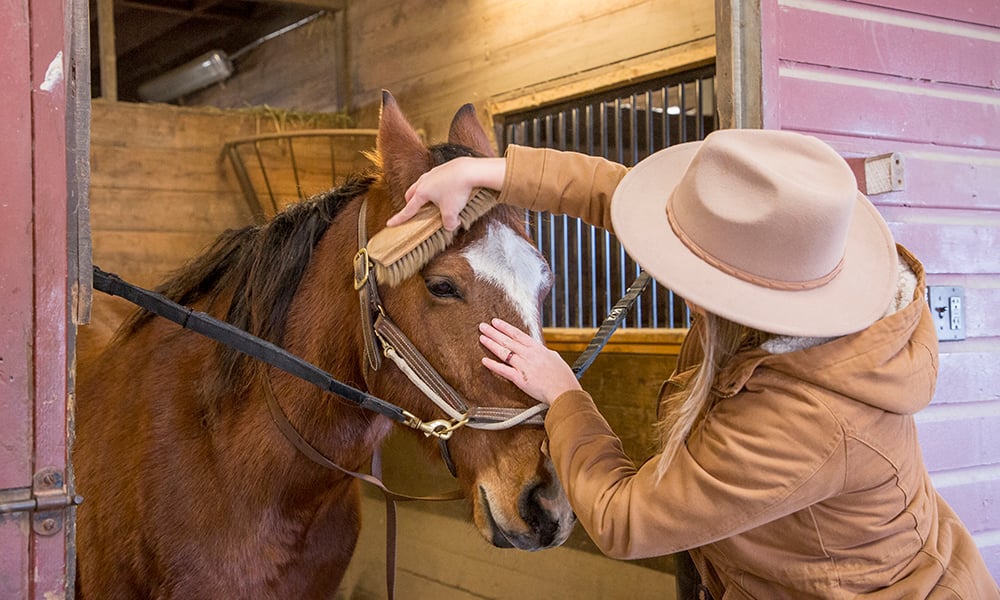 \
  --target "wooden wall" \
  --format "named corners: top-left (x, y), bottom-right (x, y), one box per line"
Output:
top-left (189, 0), bottom-right (716, 145)
top-left (755, 0), bottom-right (1000, 578)
top-left (89, 101), bottom-right (374, 285)
top-left (86, 100), bottom-right (375, 342)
